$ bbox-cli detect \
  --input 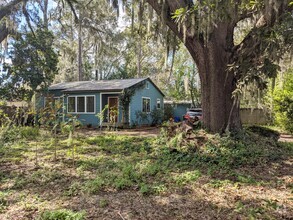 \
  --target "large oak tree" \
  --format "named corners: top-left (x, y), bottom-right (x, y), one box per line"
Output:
top-left (138, 0), bottom-right (292, 132)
